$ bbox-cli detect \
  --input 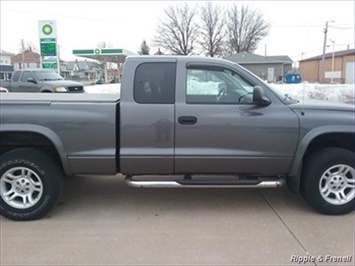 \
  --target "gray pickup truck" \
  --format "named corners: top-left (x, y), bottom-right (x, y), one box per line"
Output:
top-left (0, 69), bottom-right (84, 93)
top-left (0, 56), bottom-right (354, 221)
